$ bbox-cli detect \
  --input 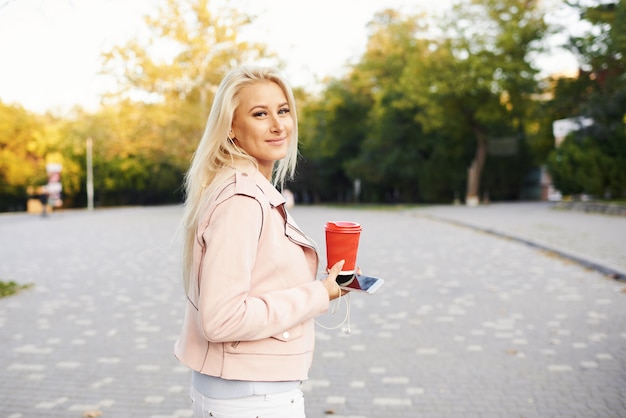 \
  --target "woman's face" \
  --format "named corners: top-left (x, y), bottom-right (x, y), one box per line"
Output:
top-left (231, 81), bottom-right (293, 179)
